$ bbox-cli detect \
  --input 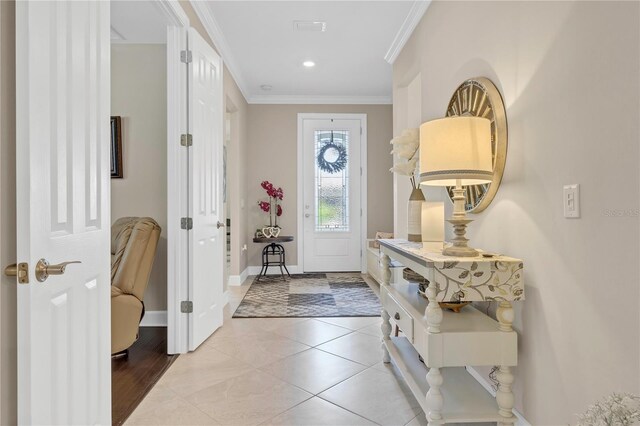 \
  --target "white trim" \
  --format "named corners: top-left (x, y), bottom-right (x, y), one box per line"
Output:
top-left (153, 0), bottom-right (190, 27)
top-left (189, 0), bottom-right (251, 101)
top-left (384, 1), bottom-right (431, 64)
top-left (228, 267), bottom-right (249, 286)
top-left (248, 95), bottom-right (392, 105)
top-left (360, 116), bottom-right (368, 274)
top-left (166, 24), bottom-right (189, 355)
top-left (466, 367), bottom-right (531, 426)
top-left (296, 113), bottom-right (368, 274)
top-left (223, 290), bottom-right (230, 307)
top-left (140, 311), bottom-right (168, 327)
top-left (248, 265), bottom-right (302, 276)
